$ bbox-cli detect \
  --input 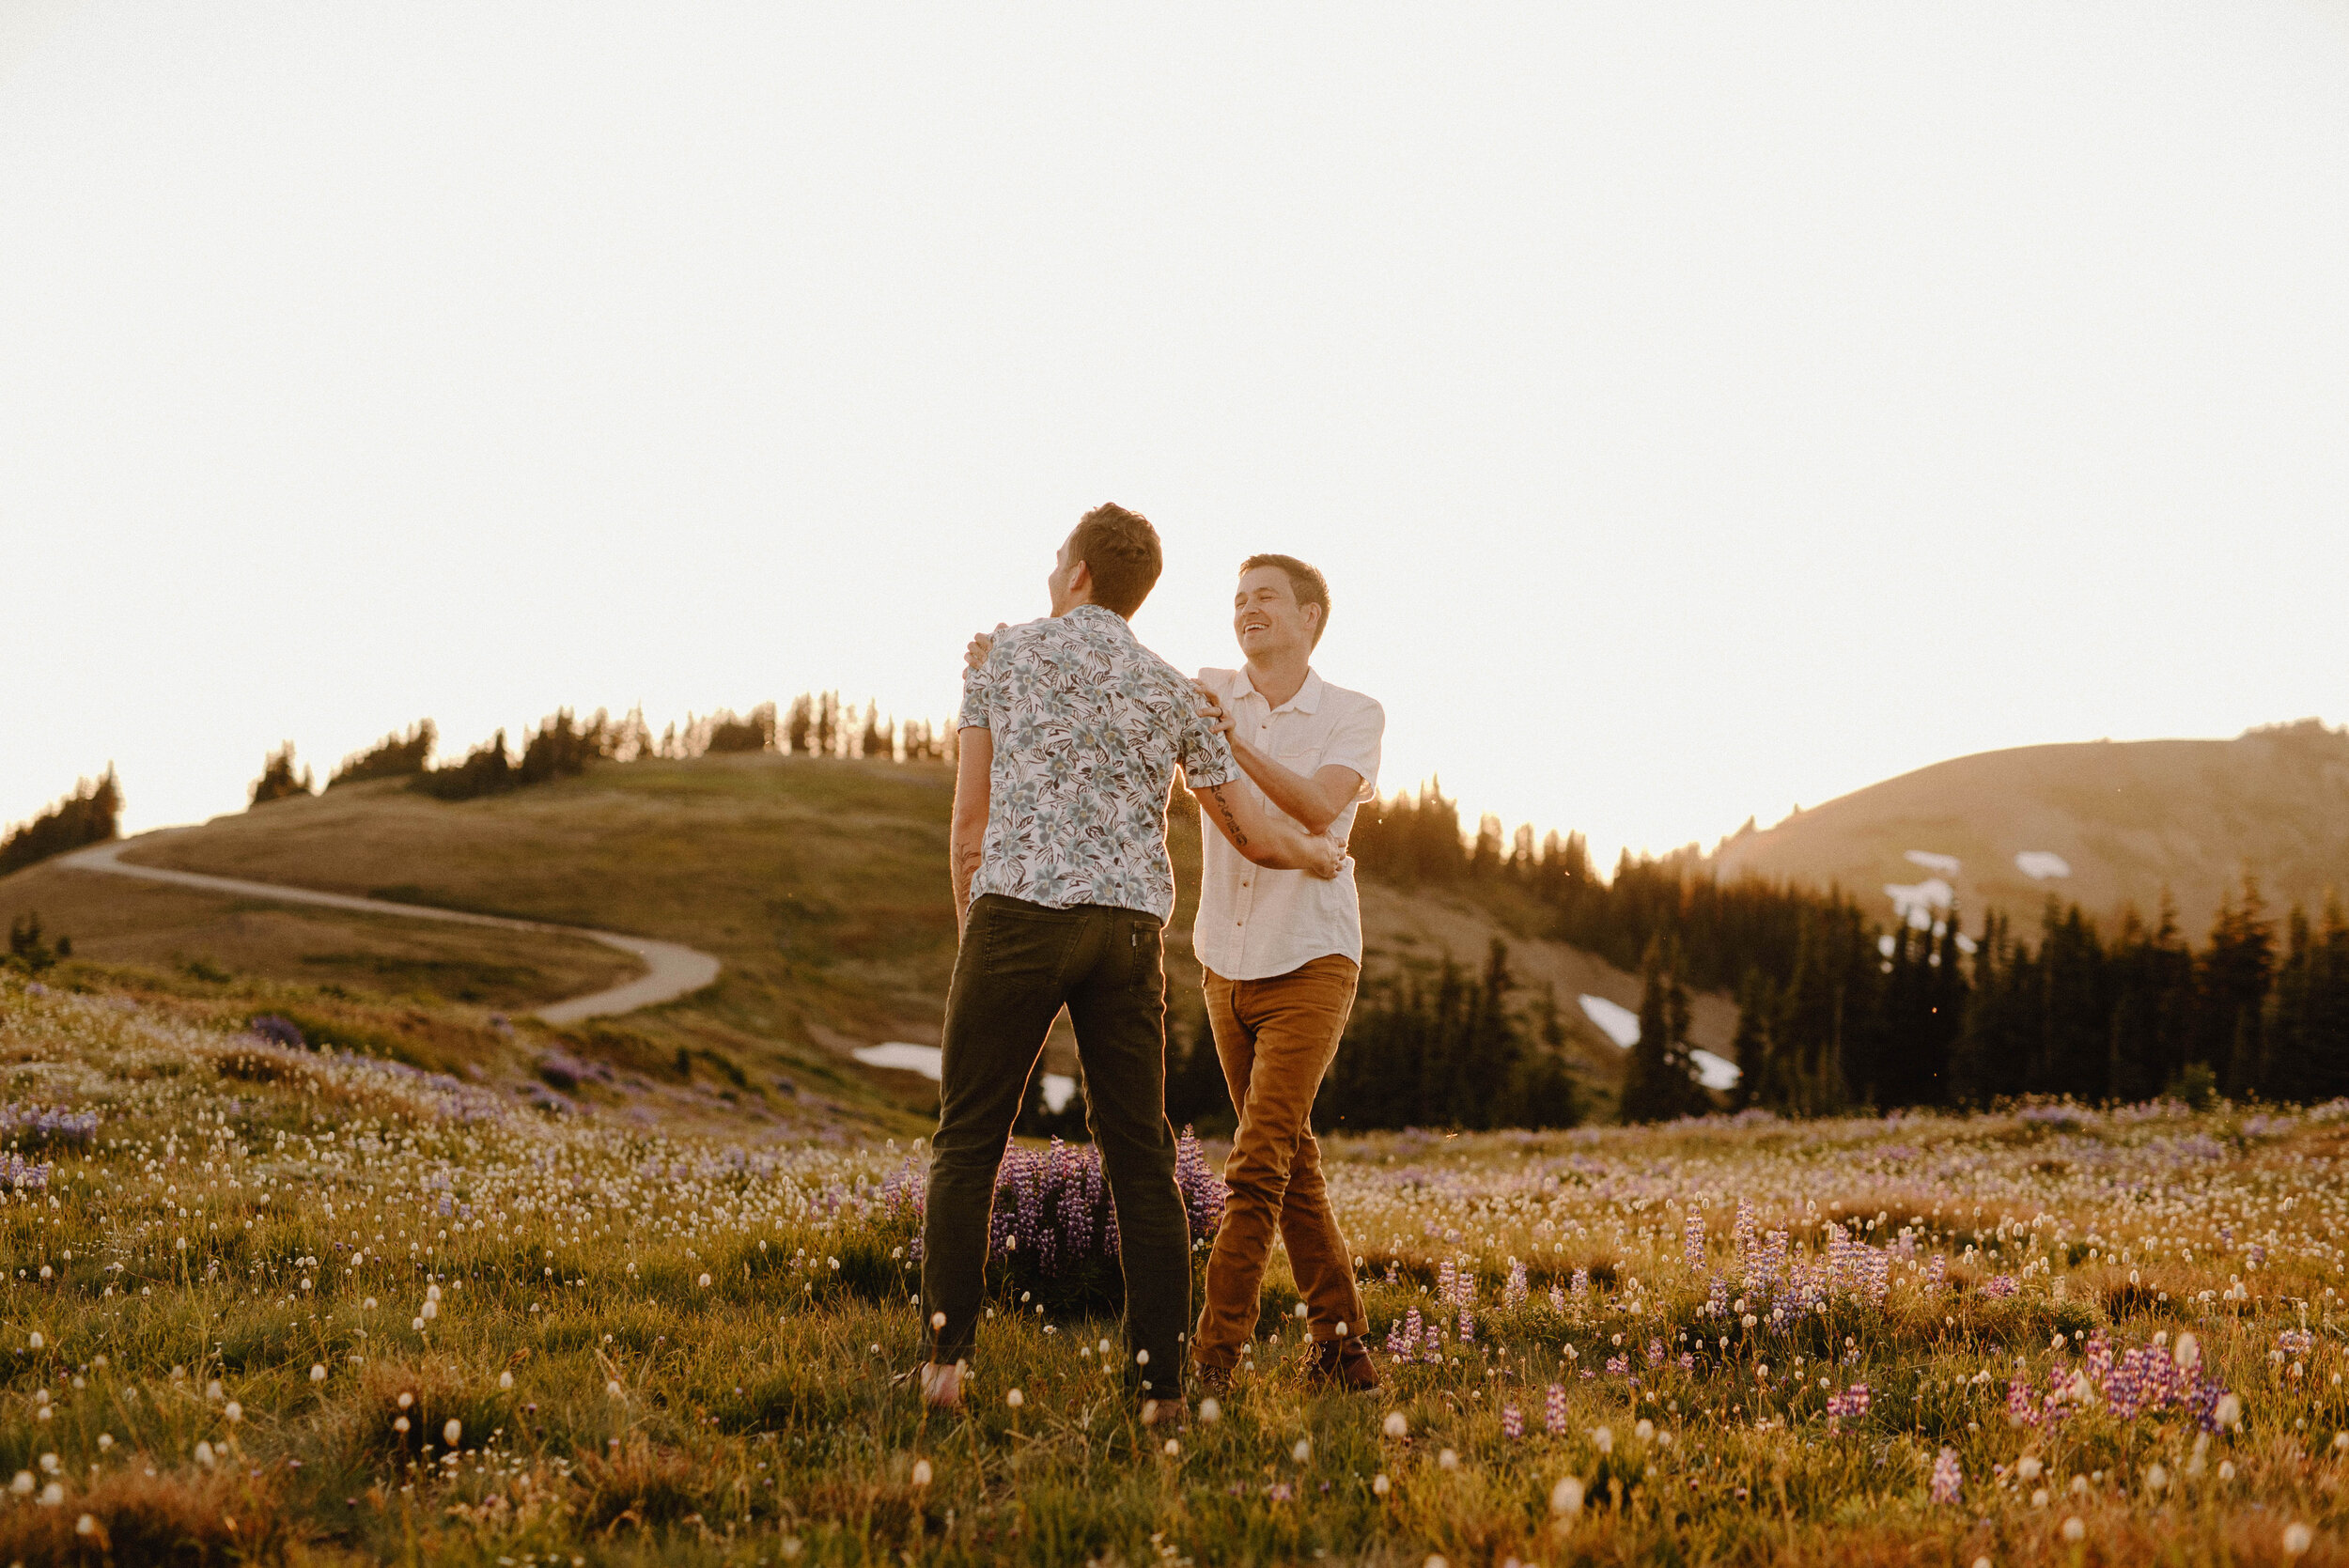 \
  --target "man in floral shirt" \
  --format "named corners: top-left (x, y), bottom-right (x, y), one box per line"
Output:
top-left (919, 504), bottom-right (1344, 1419)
